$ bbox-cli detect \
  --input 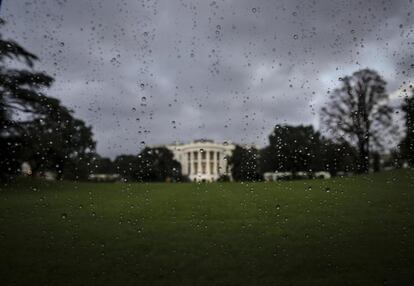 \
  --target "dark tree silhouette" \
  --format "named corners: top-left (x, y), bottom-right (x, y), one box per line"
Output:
top-left (136, 147), bottom-right (182, 182)
top-left (21, 107), bottom-right (95, 180)
top-left (114, 155), bottom-right (138, 181)
top-left (0, 18), bottom-right (55, 178)
top-left (401, 89), bottom-right (414, 167)
top-left (0, 19), bottom-right (55, 131)
top-left (92, 155), bottom-right (115, 174)
top-left (260, 125), bottom-right (322, 176)
top-left (319, 139), bottom-right (358, 176)
top-left (228, 145), bottom-right (261, 182)
top-left (115, 147), bottom-right (182, 182)
top-left (0, 19), bottom-right (96, 179)
top-left (321, 69), bottom-right (393, 173)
